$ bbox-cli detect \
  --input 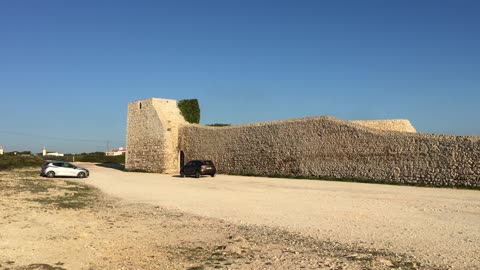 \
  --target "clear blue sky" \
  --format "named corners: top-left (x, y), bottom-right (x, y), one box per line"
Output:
top-left (1, 0), bottom-right (479, 153)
